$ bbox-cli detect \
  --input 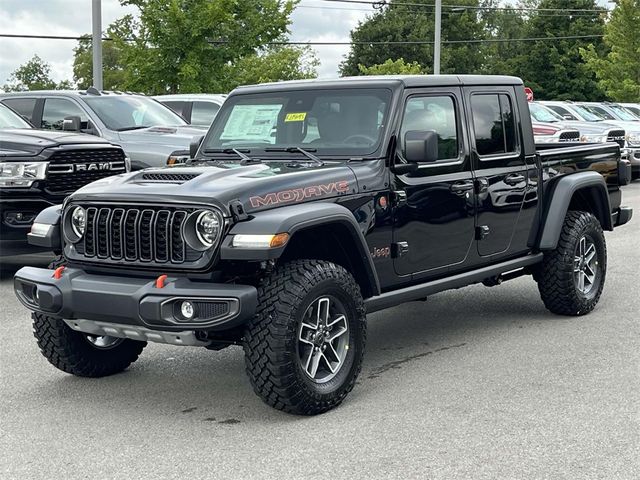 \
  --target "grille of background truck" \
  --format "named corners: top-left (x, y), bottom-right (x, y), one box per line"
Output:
top-left (606, 130), bottom-right (626, 149)
top-left (74, 205), bottom-right (202, 265)
top-left (559, 131), bottom-right (580, 142)
top-left (45, 149), bottom-right (127, 194)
